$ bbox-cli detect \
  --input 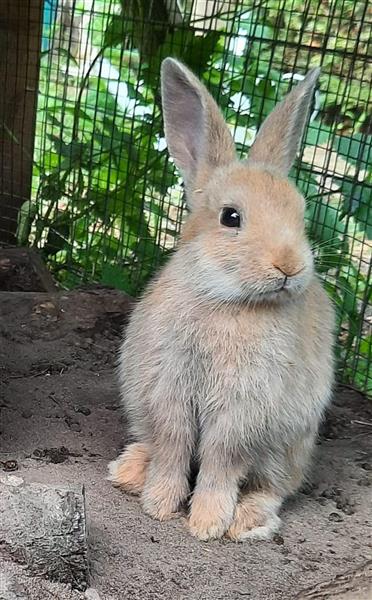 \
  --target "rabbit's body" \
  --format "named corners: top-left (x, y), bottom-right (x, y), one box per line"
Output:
top-left (121, 251), bottom-right (332, 480)
top-left (109, 61), bottom-right (334, 541)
